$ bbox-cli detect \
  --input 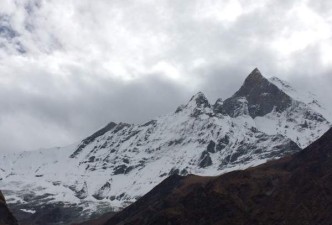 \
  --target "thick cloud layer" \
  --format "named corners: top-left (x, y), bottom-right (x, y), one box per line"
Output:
top-left (0, 0), bottom-right (331, 152)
